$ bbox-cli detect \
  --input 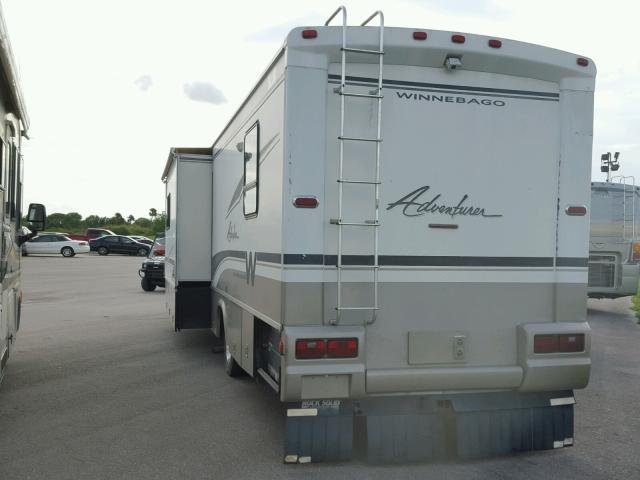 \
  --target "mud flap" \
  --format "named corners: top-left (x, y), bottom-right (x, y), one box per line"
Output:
top-left (452, 390), bottom-right (575, 459)
top-left (358, 397), bottom-right (449, 463)
top-left (284, 400), bottom-right (354, 463)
